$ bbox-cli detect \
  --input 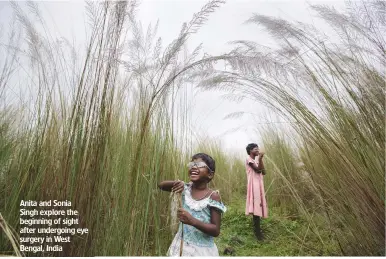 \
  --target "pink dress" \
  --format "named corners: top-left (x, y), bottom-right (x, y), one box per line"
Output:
top-left (245, 156), bottom-right (268, 218)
